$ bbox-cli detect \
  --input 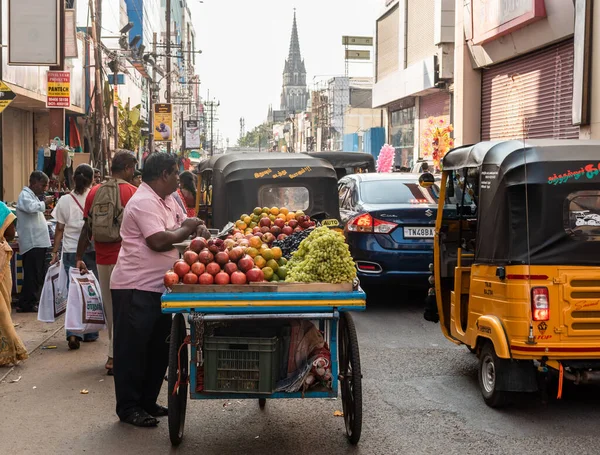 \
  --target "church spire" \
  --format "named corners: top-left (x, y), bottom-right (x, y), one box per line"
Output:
top-left (284, 9), bottom-right (305, 74)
